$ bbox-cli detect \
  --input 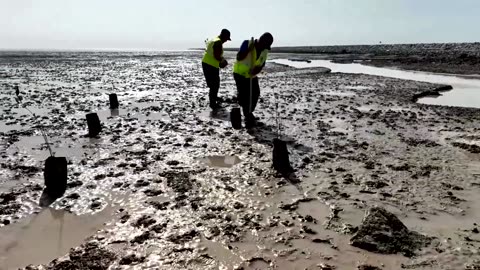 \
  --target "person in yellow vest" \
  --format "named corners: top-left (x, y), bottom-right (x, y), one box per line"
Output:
top-left (233, 32), bottom-right (274, 128)
top-left (202, 29), bottom-right (231, 110)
